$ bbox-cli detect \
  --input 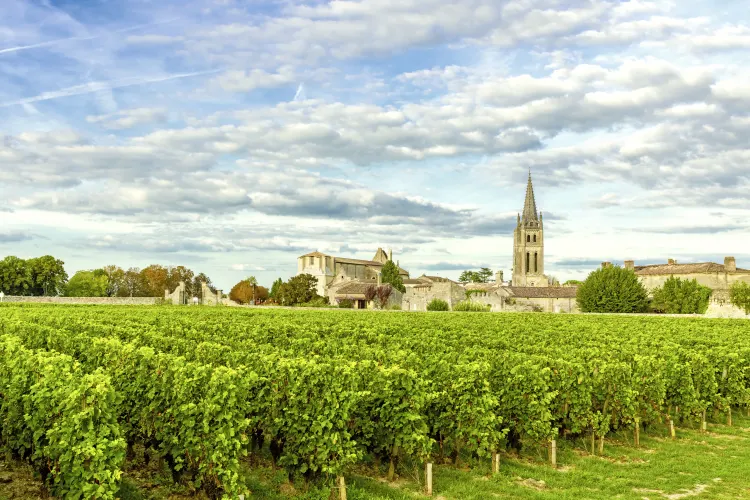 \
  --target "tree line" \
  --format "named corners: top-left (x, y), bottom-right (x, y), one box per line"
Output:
top-left (0, 255), bottom-right (216, 299)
